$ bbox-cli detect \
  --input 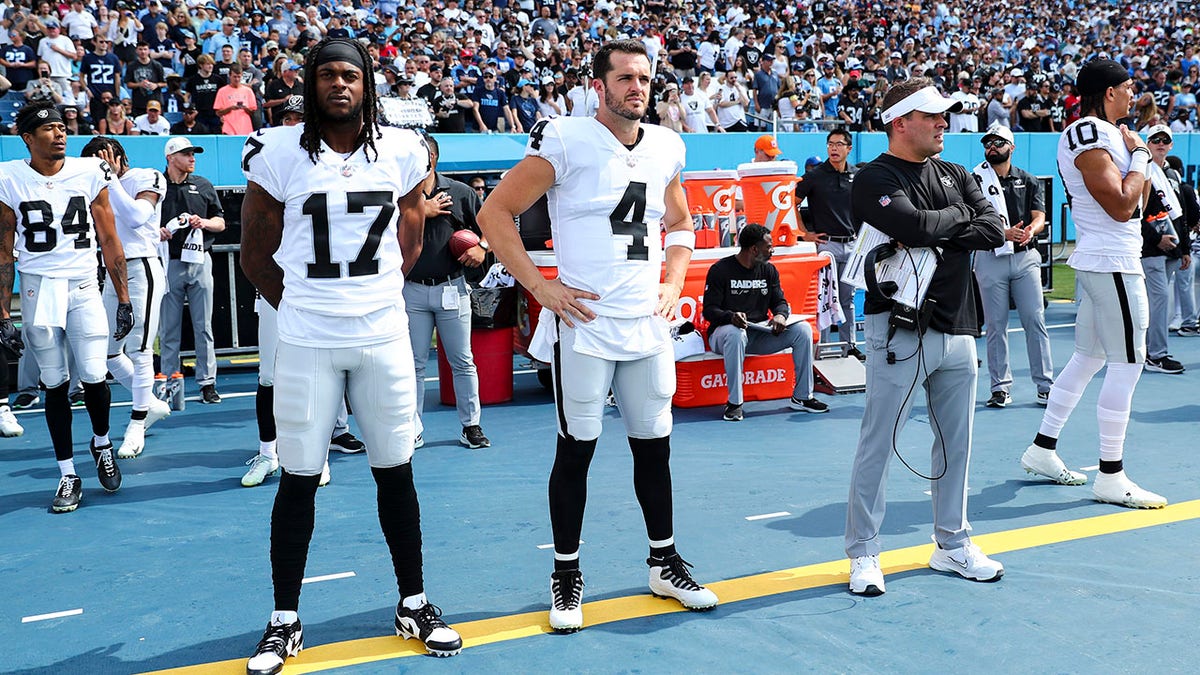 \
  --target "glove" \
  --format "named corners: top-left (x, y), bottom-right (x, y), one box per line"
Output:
top-left (114, 302), bottom-right (134, 341)
top-left (0, 318), bottom-right (23, 358)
